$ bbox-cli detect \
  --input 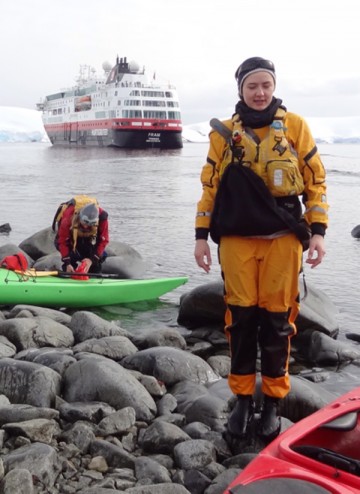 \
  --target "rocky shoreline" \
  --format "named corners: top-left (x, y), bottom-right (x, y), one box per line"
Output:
top-left (1, 230), bottom-right (360, 493)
